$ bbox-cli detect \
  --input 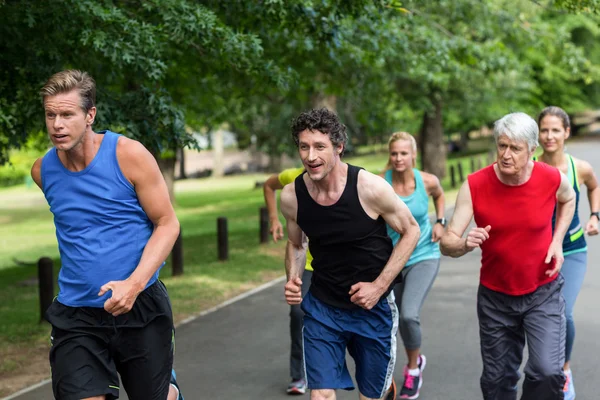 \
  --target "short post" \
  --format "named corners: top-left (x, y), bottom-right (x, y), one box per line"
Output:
top-left (259, 207), bottom-right (269, 244)
top-left (38, 257), bottom-right (54, 322)
top-left (217, 217), bottom-right (229, 261)
top-left (171, 229), bottom-right (183, 276)
top-left (458, 161), bottom-right (464, 183)
top-left (470, 157), bottom-right (476, 174)
top-left (449, 164), bottom-right (457, 188)
top-left (476, 156), bottom-right (483, 171)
